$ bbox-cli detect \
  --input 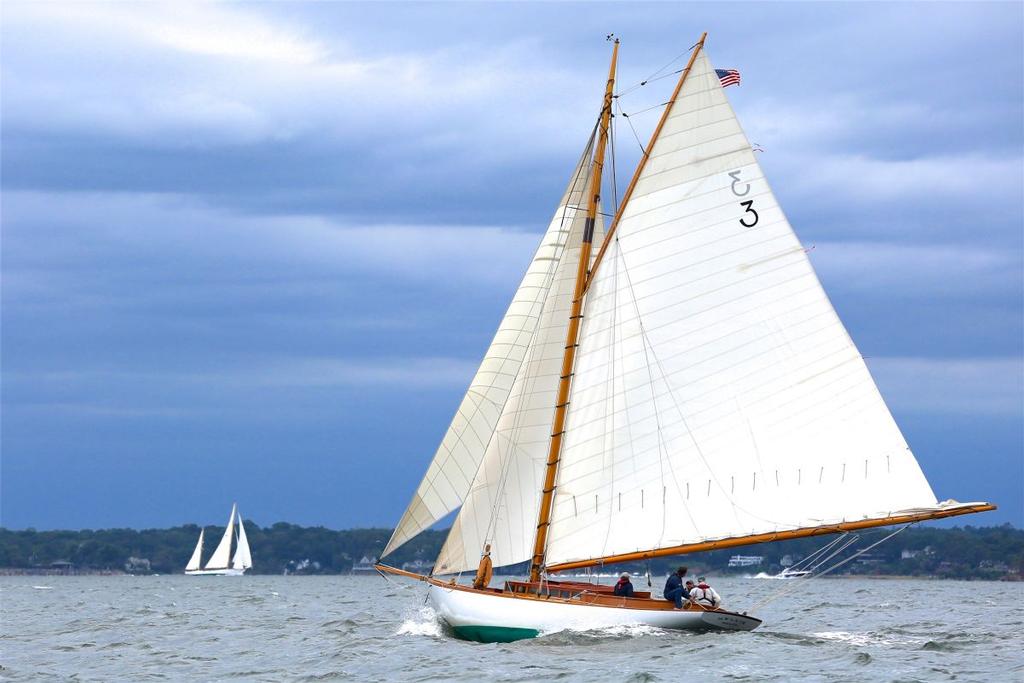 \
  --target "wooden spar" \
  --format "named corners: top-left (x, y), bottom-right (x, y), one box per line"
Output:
top-left (544, 503), bottom-right (998, 573)
top-left (374, 563), bottom-right (430, 581)
top-left (528, 39), bottom-right (619, 583)
top-left (584, 31), bottom-right (708, 295)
